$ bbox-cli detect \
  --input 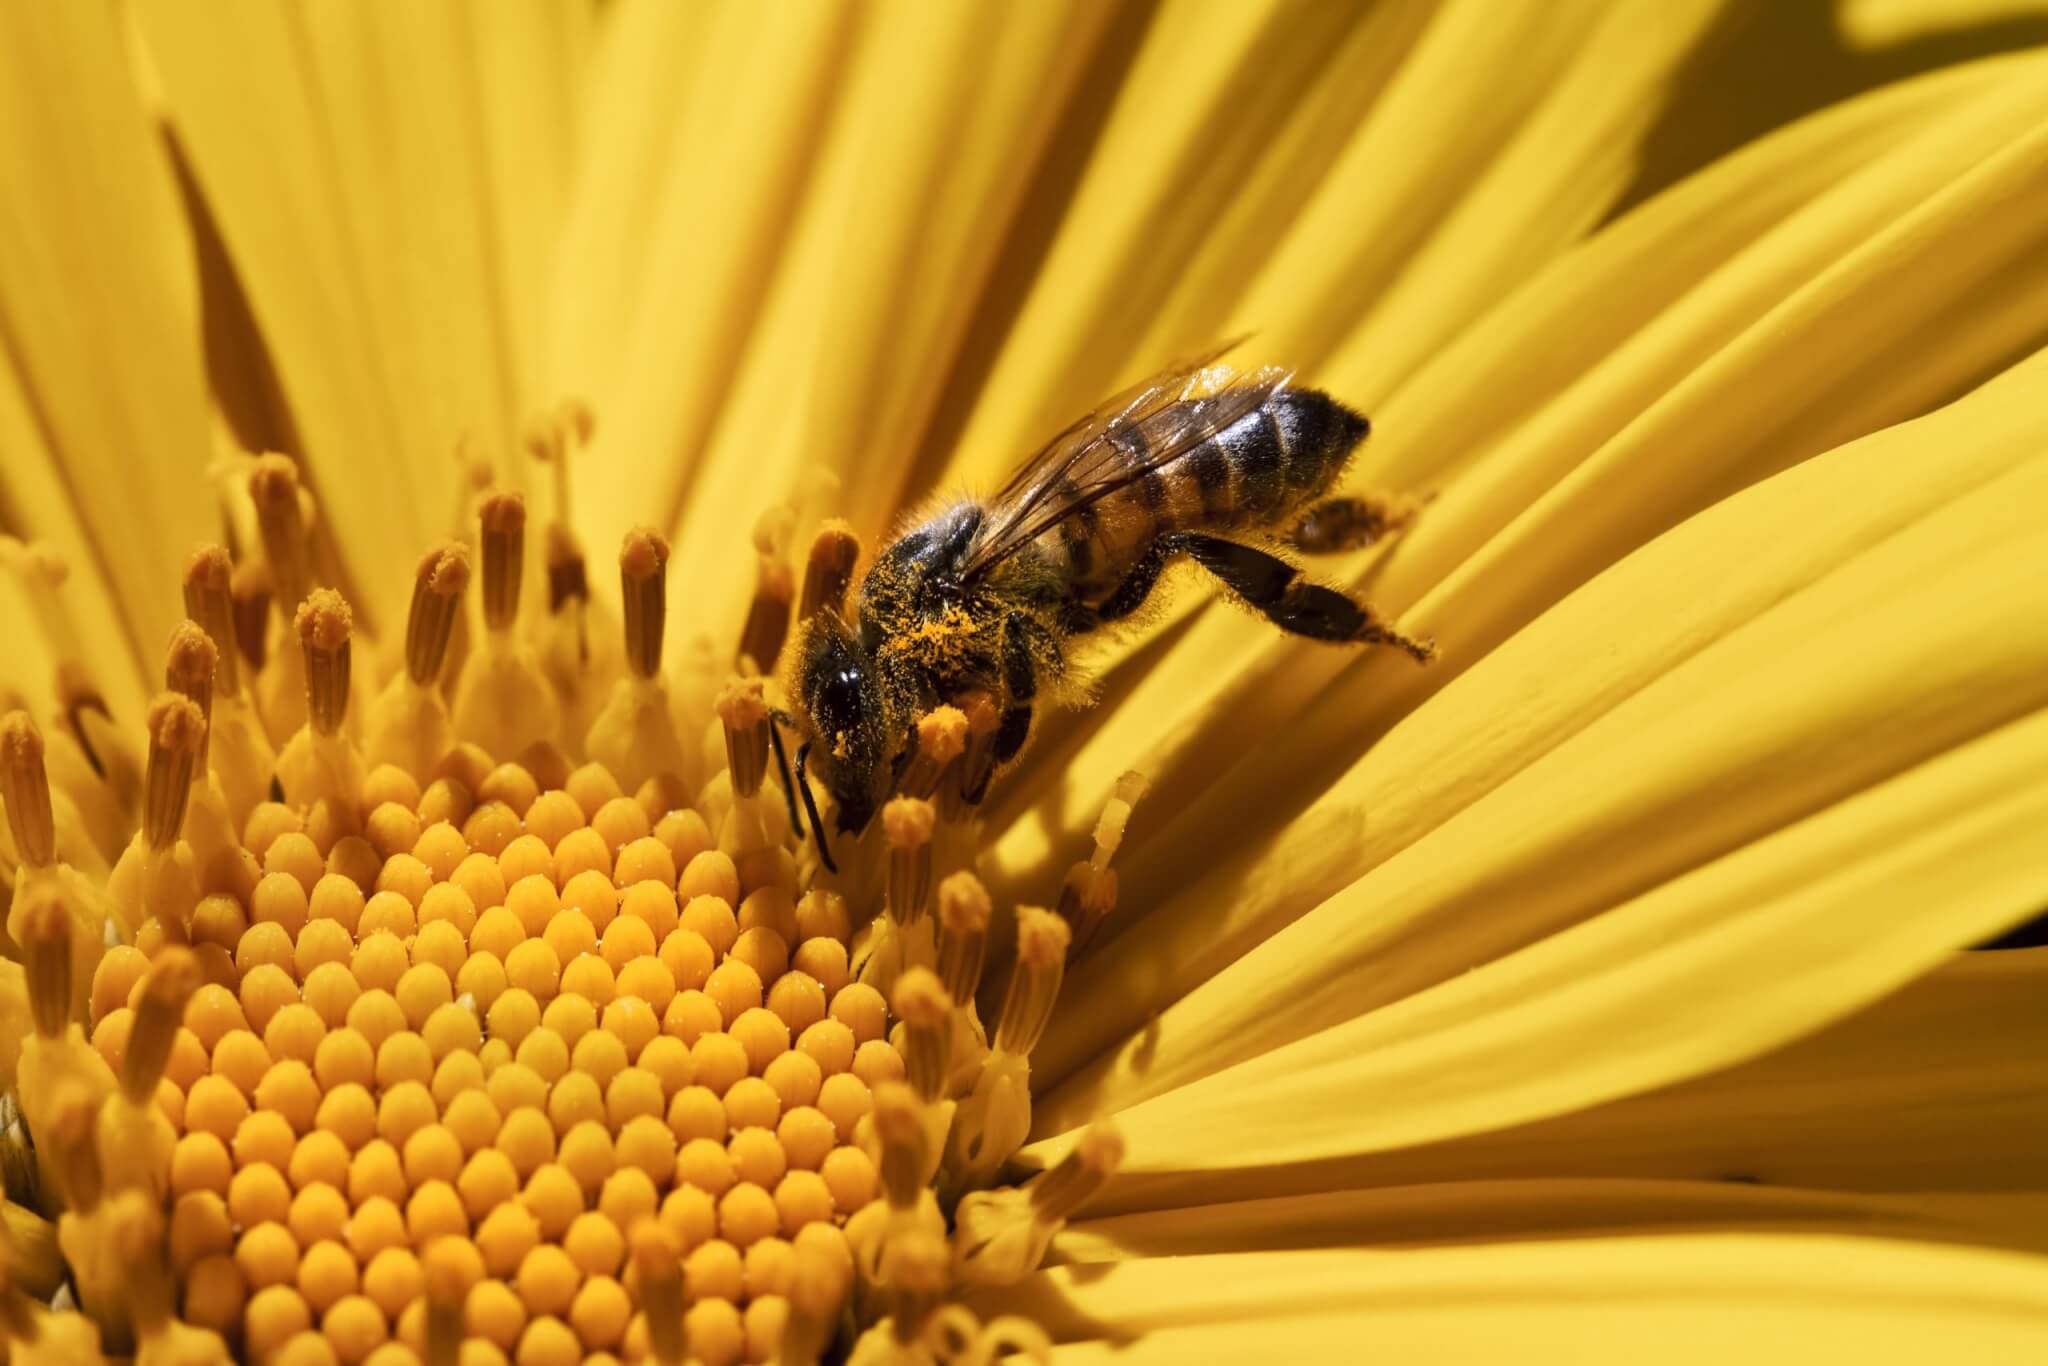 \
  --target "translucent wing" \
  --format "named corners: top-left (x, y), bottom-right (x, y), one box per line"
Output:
top-left (958, 345), bottom-right (1292, 582)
